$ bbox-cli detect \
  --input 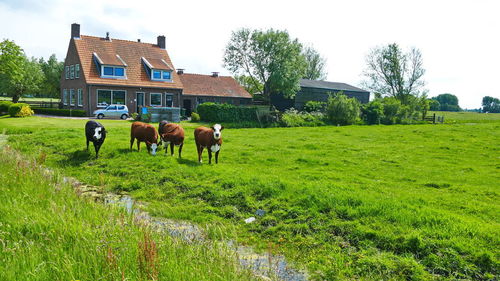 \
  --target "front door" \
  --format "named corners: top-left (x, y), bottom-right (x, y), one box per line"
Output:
top-left (136, 92), bottom-right (144, 113)
top-left (183, 99), bottom-right (192, 116)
